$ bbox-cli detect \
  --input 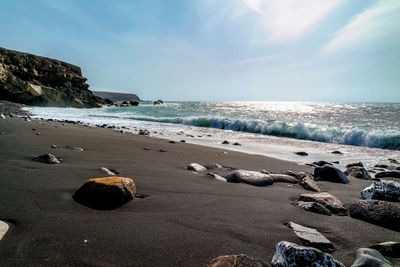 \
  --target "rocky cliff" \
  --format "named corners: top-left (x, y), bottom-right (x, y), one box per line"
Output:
top-left (92, 91), bottom-right (141, 102)
top-left (0, 47), bottom-right (109, 108)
